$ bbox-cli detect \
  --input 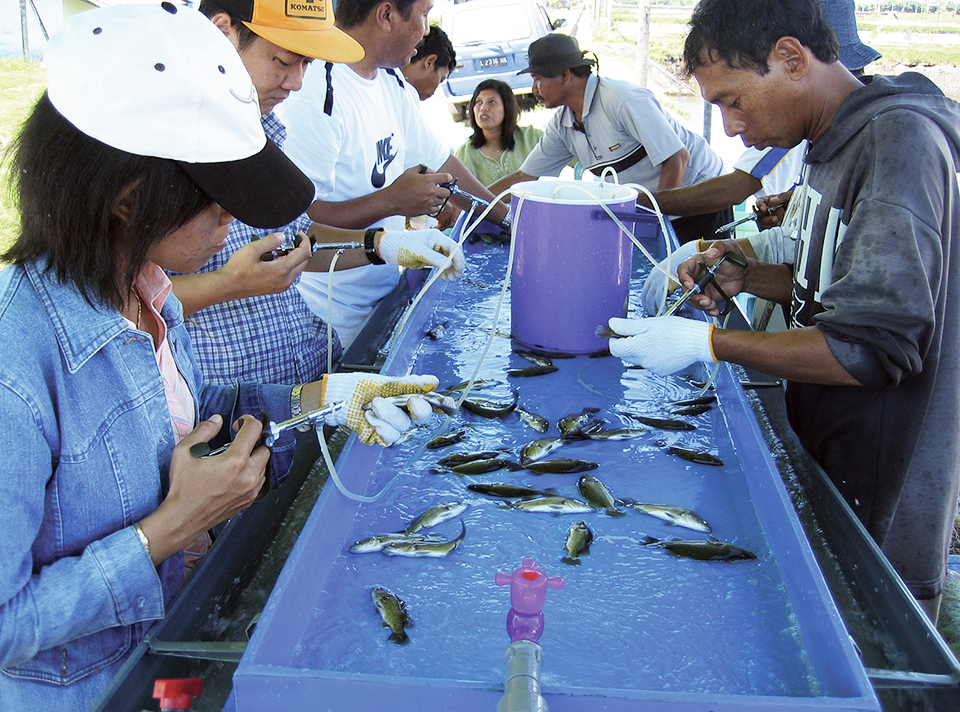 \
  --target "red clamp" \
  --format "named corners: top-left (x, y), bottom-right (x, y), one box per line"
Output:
top-left (153, 678), bottom-right (203, 710)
